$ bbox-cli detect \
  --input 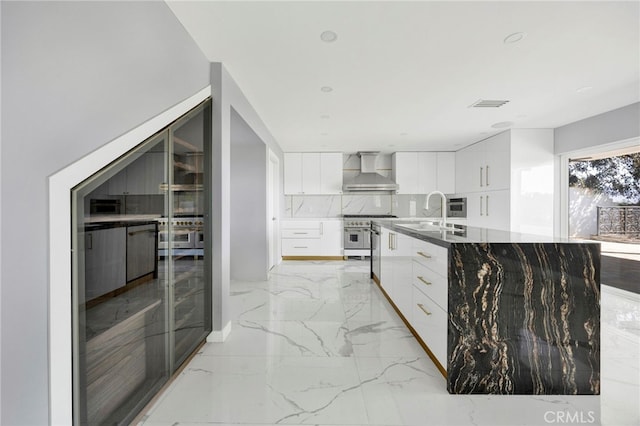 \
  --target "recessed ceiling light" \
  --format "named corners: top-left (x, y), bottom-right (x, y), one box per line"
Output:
top-left (491, 121), bottom-right (514, 129)
top-left (320, 86), bottom-right (333, 93)
top-left (320, 30), bottom-right (338, 43)
top-left (576, 86), bottom-right (593, 93)
top-left (503, 32), bottom-right (526, 44)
